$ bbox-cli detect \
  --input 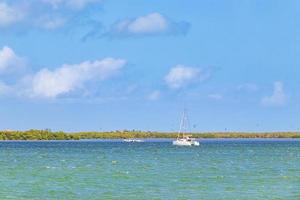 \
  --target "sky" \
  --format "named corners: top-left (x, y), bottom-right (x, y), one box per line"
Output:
top-left (1, 0), bottom-right (300, 132)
